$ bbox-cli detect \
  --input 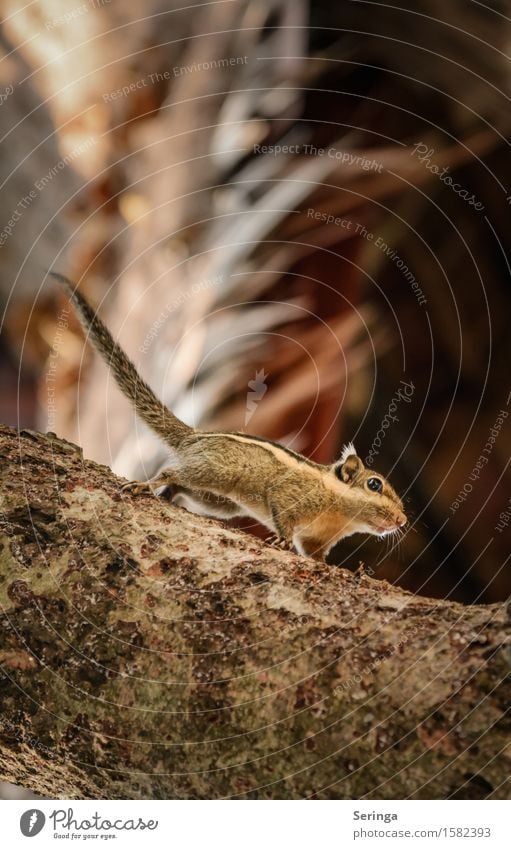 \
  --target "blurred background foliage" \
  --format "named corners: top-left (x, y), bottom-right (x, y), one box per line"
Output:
top-left (1, 0), bottom-right (510, 605)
